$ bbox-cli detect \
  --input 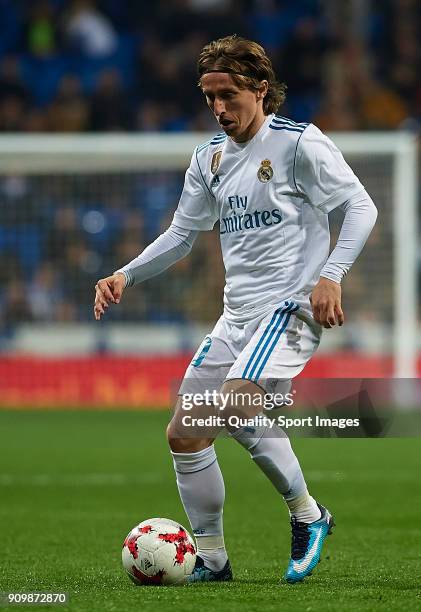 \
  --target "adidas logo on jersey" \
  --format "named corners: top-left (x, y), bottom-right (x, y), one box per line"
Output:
top-left (211, 174), bottom-right (220, 189)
